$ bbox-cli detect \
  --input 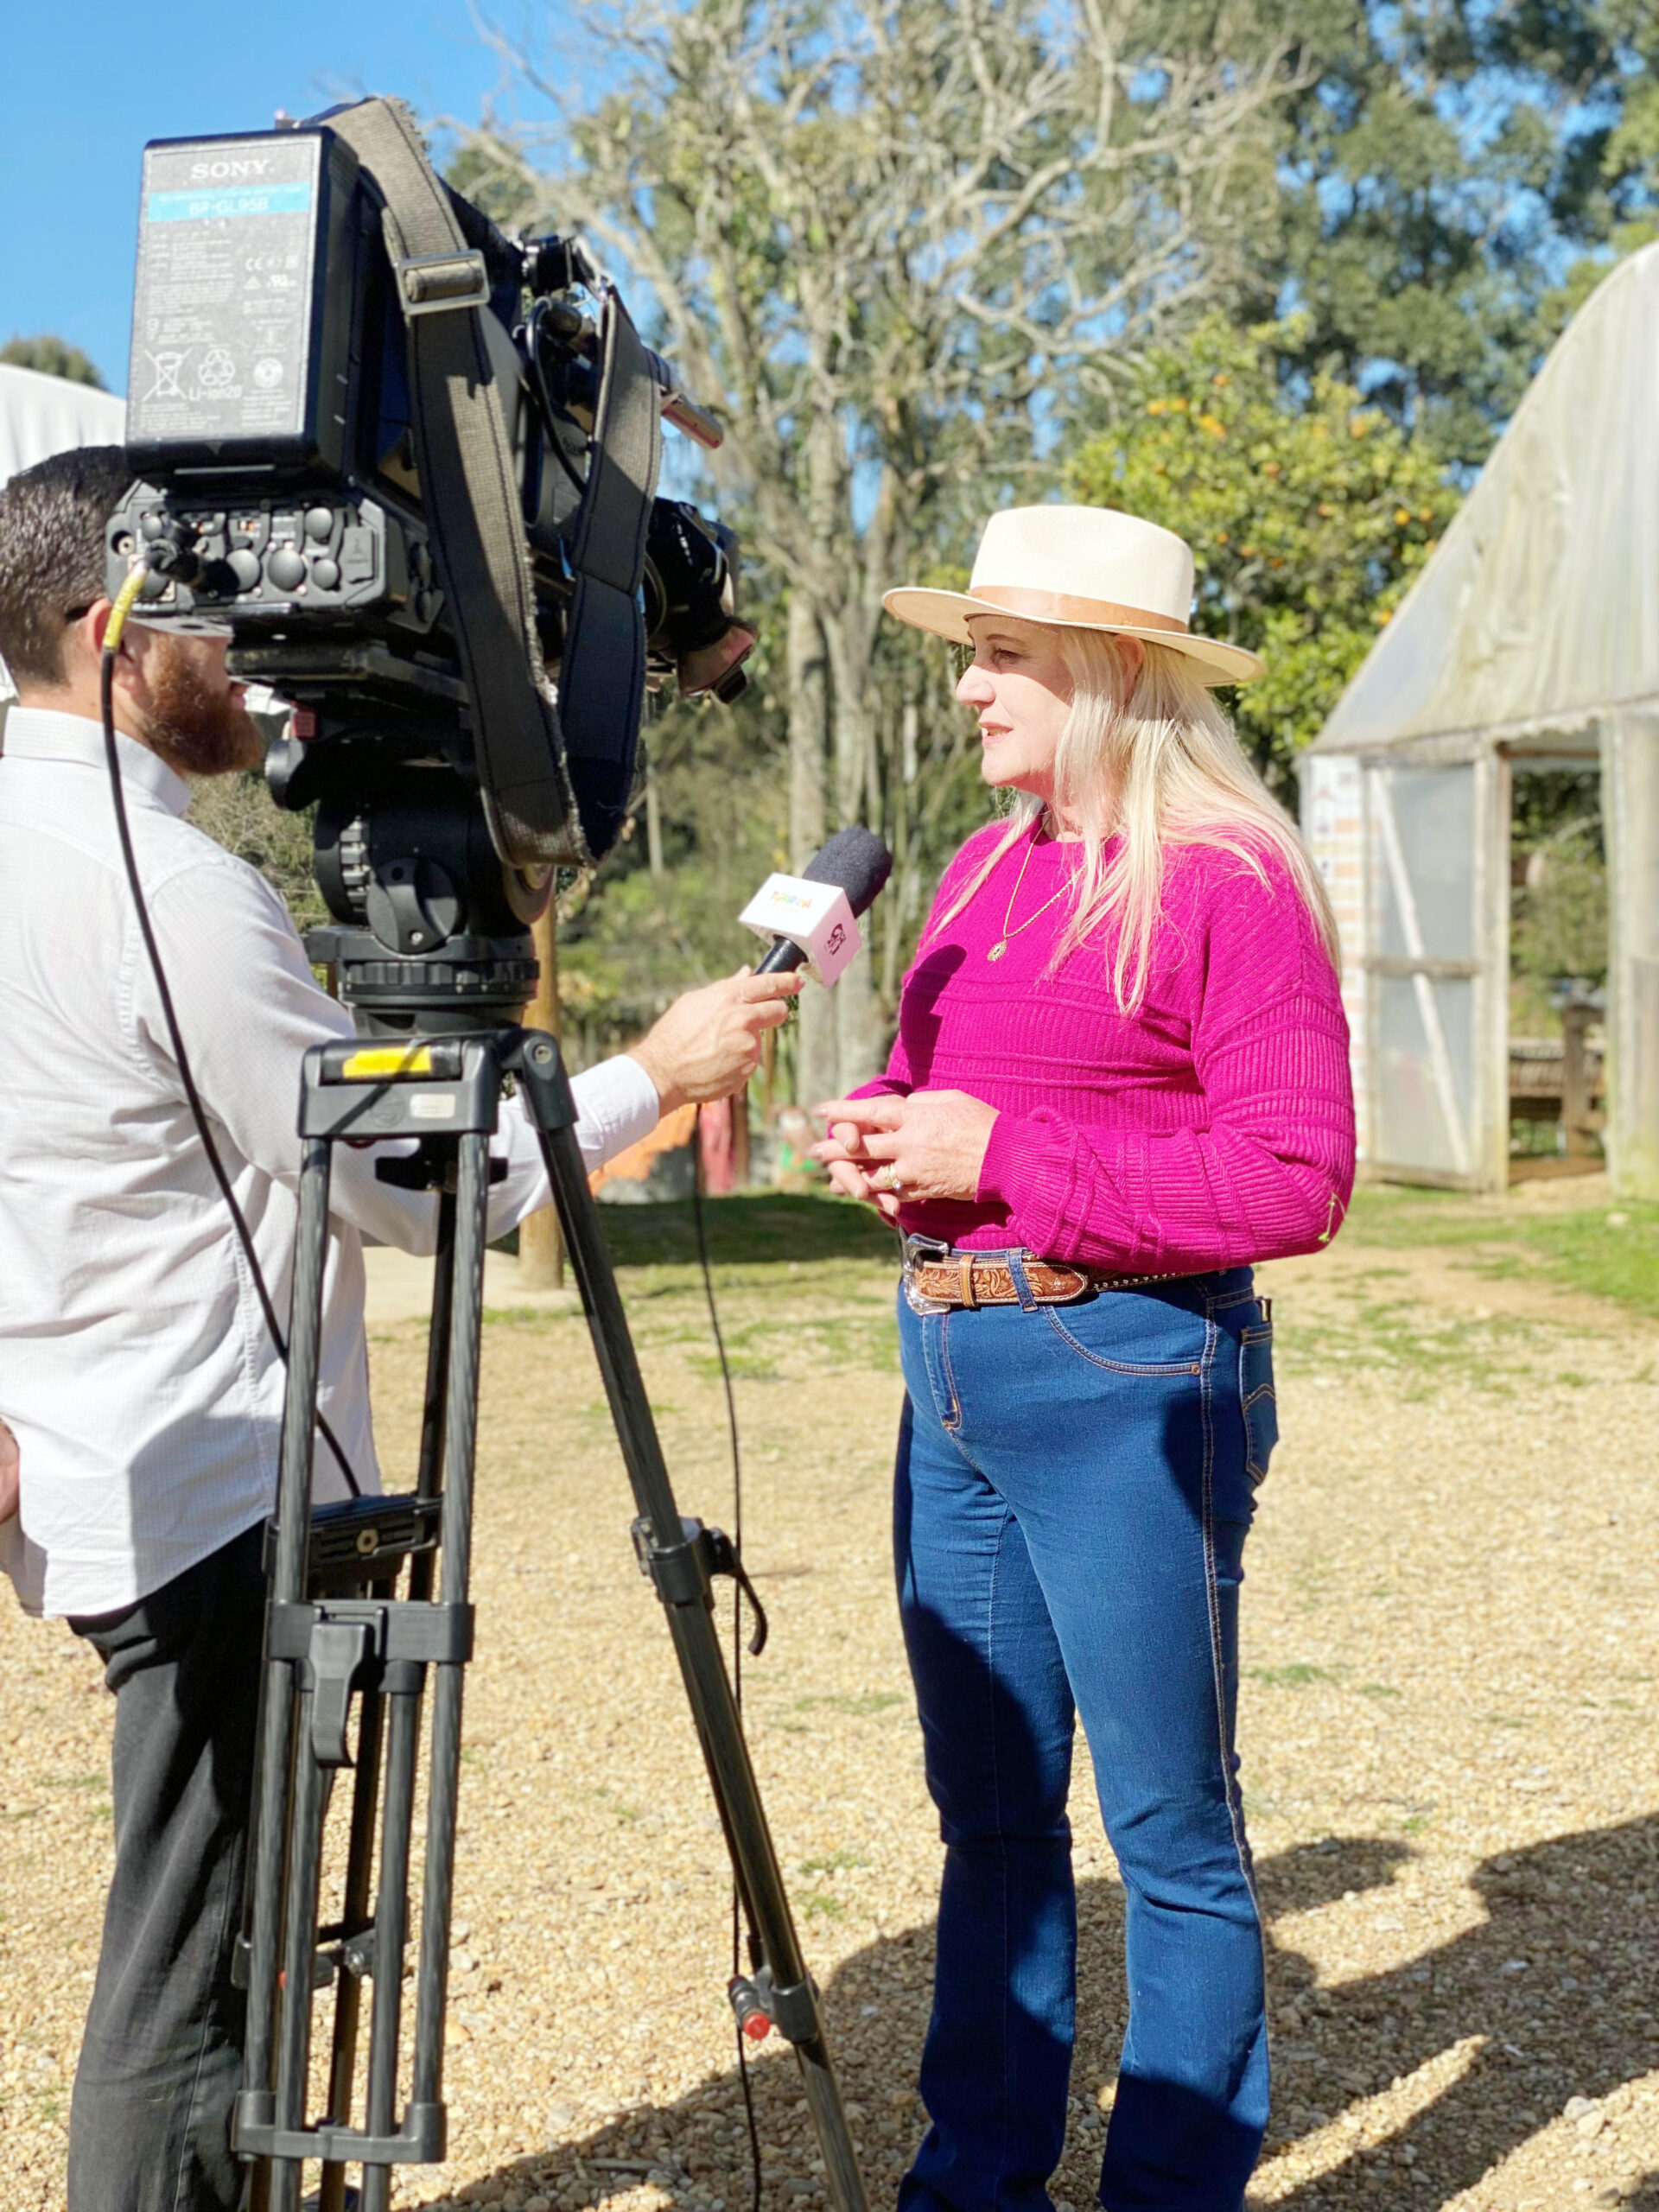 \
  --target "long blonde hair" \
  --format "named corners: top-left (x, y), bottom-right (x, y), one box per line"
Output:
top-left (934, 631), bottom-right (1338, 1011)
